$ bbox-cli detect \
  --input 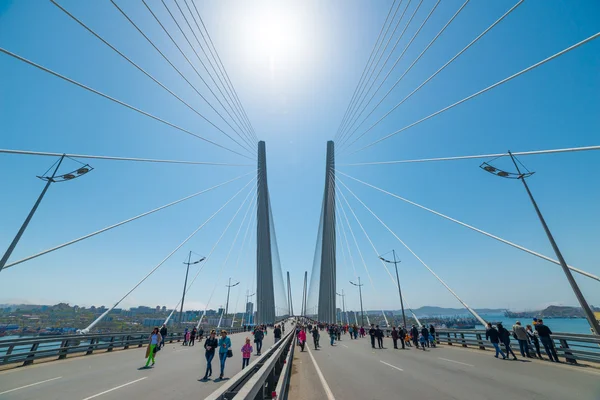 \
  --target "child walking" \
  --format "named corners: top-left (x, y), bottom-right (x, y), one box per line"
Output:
top-left (241, 337), bottom-right (253, 369)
